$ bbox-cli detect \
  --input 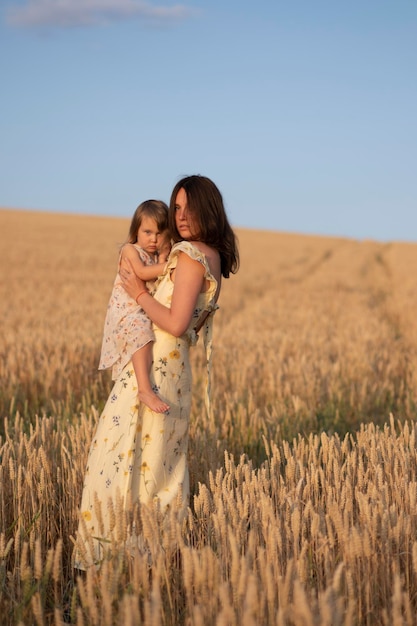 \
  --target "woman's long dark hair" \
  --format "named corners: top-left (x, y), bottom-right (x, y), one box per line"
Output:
top-left (168, 175), bottom-right (239, 278)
